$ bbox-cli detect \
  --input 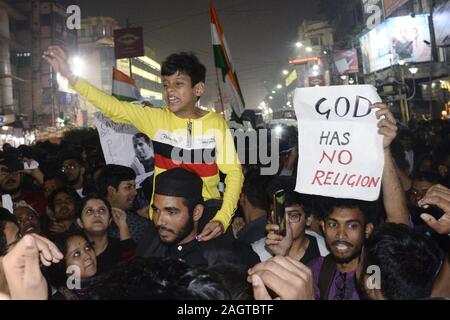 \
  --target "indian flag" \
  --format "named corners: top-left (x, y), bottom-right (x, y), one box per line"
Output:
top-left (209, 0), bottom-right (245, 121)
top-left (112, 67), bottom-right (142, 102)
